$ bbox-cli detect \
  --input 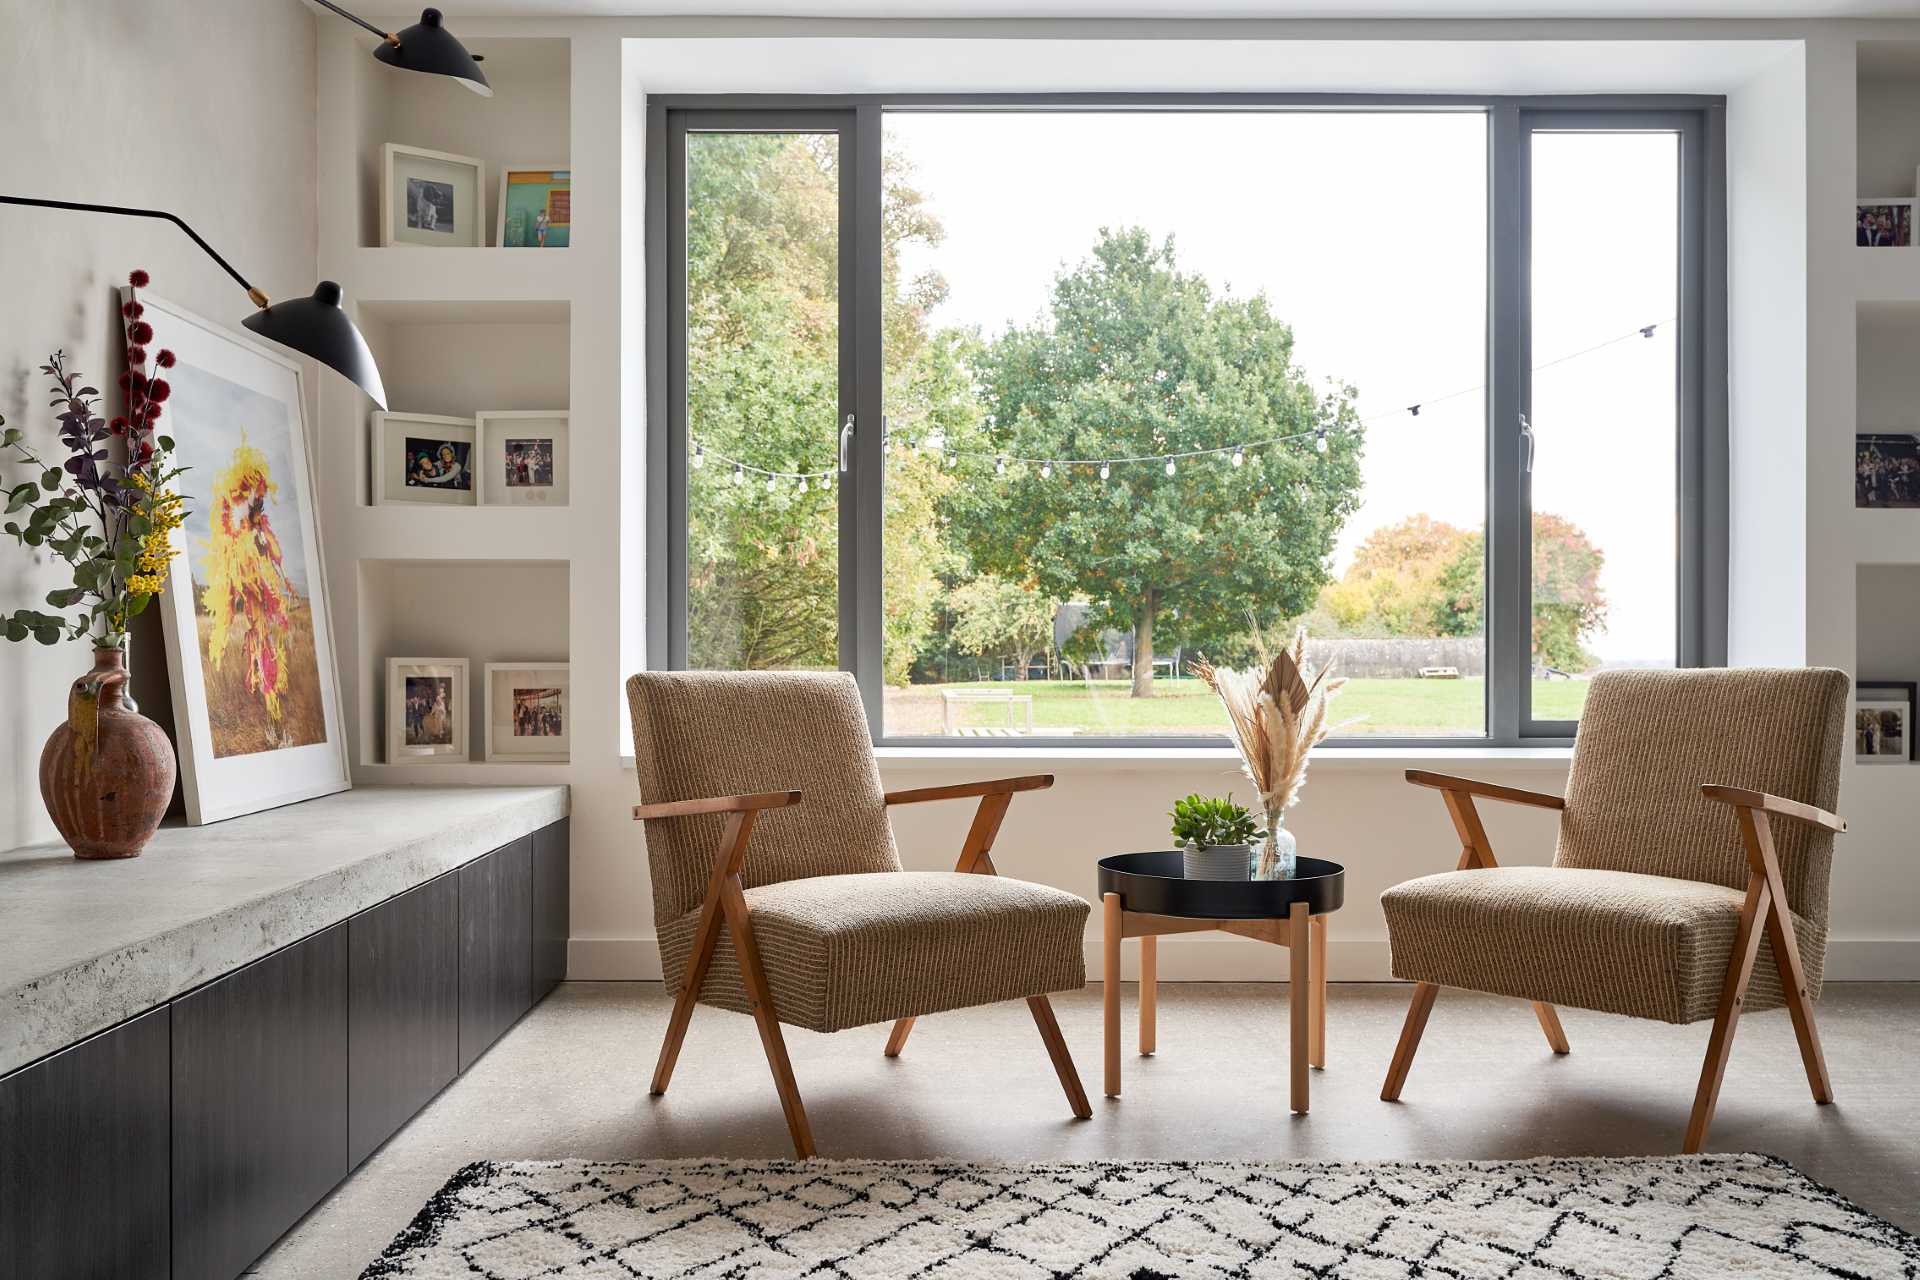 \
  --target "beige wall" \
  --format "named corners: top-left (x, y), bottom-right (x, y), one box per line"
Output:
top-left (0, 1), bottom-right (318, 848)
